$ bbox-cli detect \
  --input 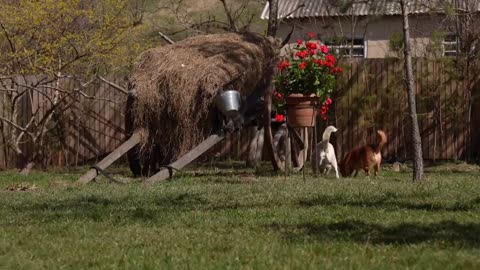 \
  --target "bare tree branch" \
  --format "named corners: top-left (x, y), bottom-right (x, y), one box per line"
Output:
top-left (98, 76), bottom-right (128, 94)
top-left (0, 116), bottom-right (30, 134)
top-left (158, 31), bottom-right (176, 44)
top-left (0, 21), bottom-right (16, 54)
top-left (219, 0), bottom-right (238, 32)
